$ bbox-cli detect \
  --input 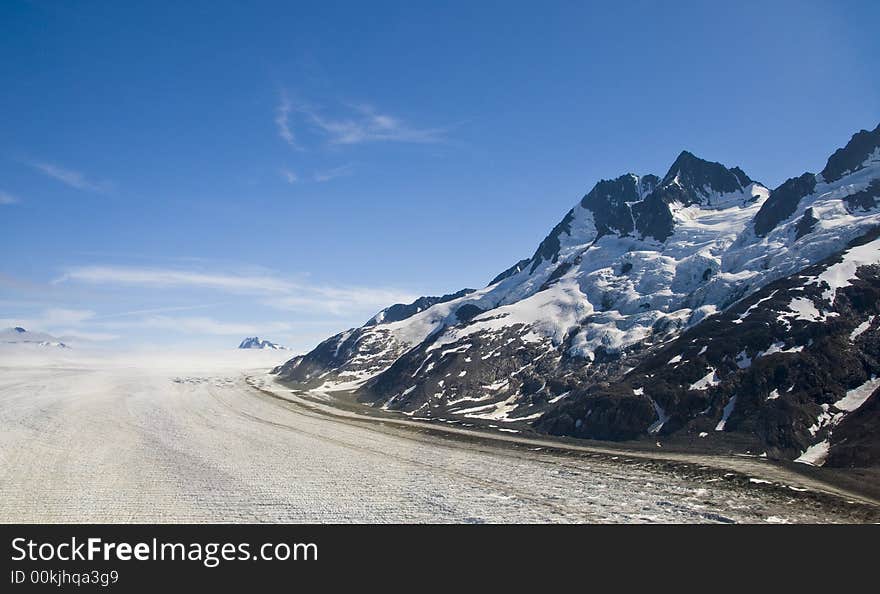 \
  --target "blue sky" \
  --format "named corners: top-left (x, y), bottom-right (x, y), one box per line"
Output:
top-left (1, 0), bottom-right (878, 351)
